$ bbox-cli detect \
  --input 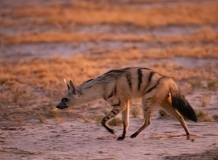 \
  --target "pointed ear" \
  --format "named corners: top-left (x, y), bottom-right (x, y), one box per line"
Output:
top-left (64, 79), bottom-right (70, 90)
top-left (69, 80), bottom-right (77, 94)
